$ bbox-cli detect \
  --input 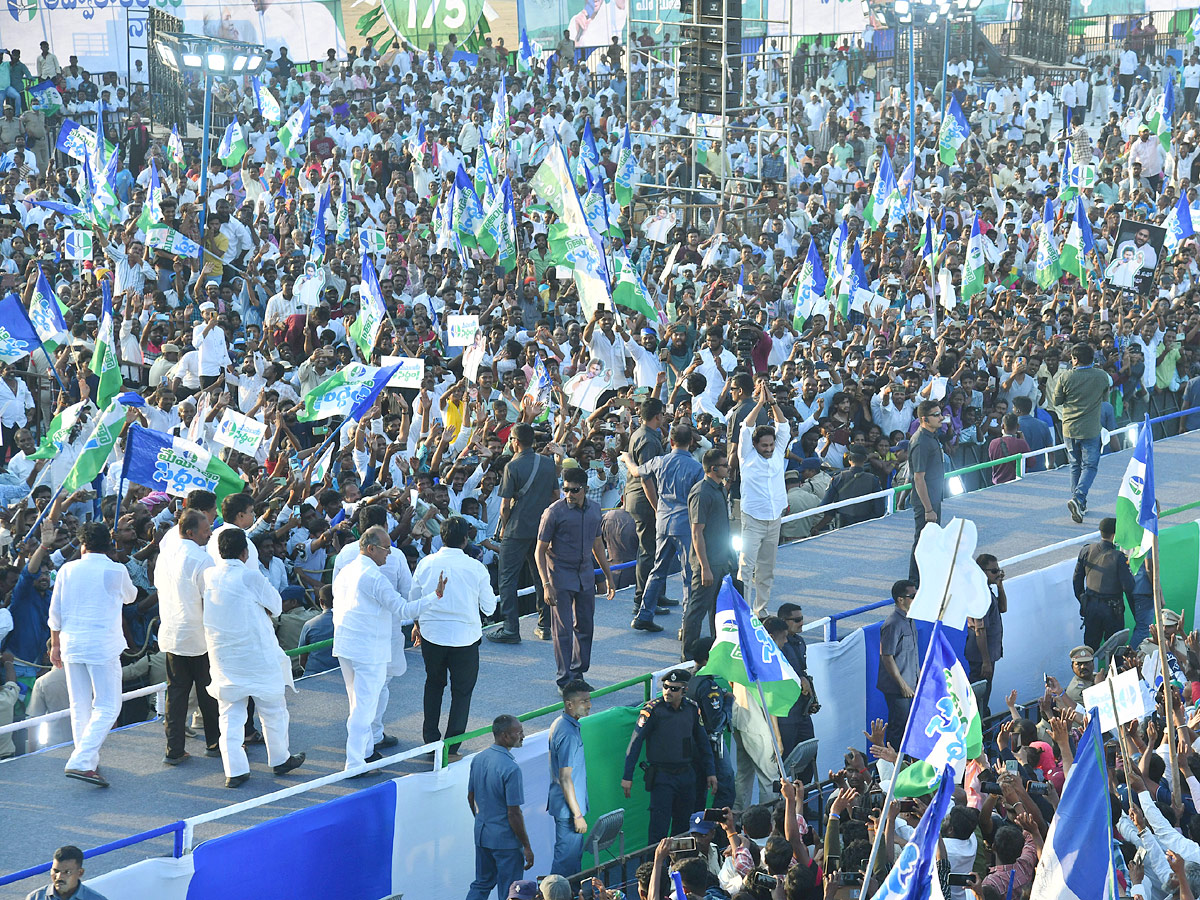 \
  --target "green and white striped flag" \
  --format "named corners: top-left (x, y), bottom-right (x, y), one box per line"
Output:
top-left (90, 285), bottom-right (121, 409)
top-left (61, 399), bottom-right (129, 493)
top-left (350, 257), bottom-right (388, 360)
top-left (1115, 417), bottom-right (1156, 567)
top-left (612, 248), bottom-right (660, 324)
top-left (297, 362), bottom-right (387, 422)
top-left (29, 399), bottom-right (89, 459)
top-left (961, 214), bottom-right (986, 301)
